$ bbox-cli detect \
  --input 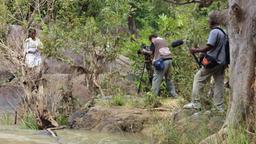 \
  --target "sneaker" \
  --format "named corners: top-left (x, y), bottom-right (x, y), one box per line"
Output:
top-left (209, 106), bottom-right (225, 115)
top-left (183, 102), bottom-right (201, 110)
top-left (169, 93), bottom-right (178, 98)
top-left (169, 91), bottom-right (178, 98)
top-left (212, 107), bottom-right (225, 113)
